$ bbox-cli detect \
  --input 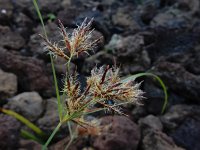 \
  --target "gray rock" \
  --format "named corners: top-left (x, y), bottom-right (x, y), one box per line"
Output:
top-left (5, 92), bottom-right (44, 121)
top-left (170, 117), bottom-right (200, 150)
top-left (142, 129), bottom-right (185, 150)
top-left (29, 22), bottom-right (61, 58)
top-left (0, 69), bottom-right (17, 99)
top-left (139, 115), bottom-right (163, 131)
top-left (0, 114), bottom-right (21, 150)
top-left (18, 139), bottom-right (42, 150)
top-left (14, 0), bottom-right (62, 19)
top-left (37, 98), bottom-right (59, 131)
top-left (0, 47), bottom-right (53, 96)
top-left (161, 104), bottom-right (200, 150)
top-left (105, 34), bottom-right (150, 74)
top-left (0, 0), bottom-right (13, 25)
top-left (0, 25), bottom-right (25, 50)
top-left (151, 61), bottom-right (200, 102)
top-left (93, 116), bottom-right (141, 150)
